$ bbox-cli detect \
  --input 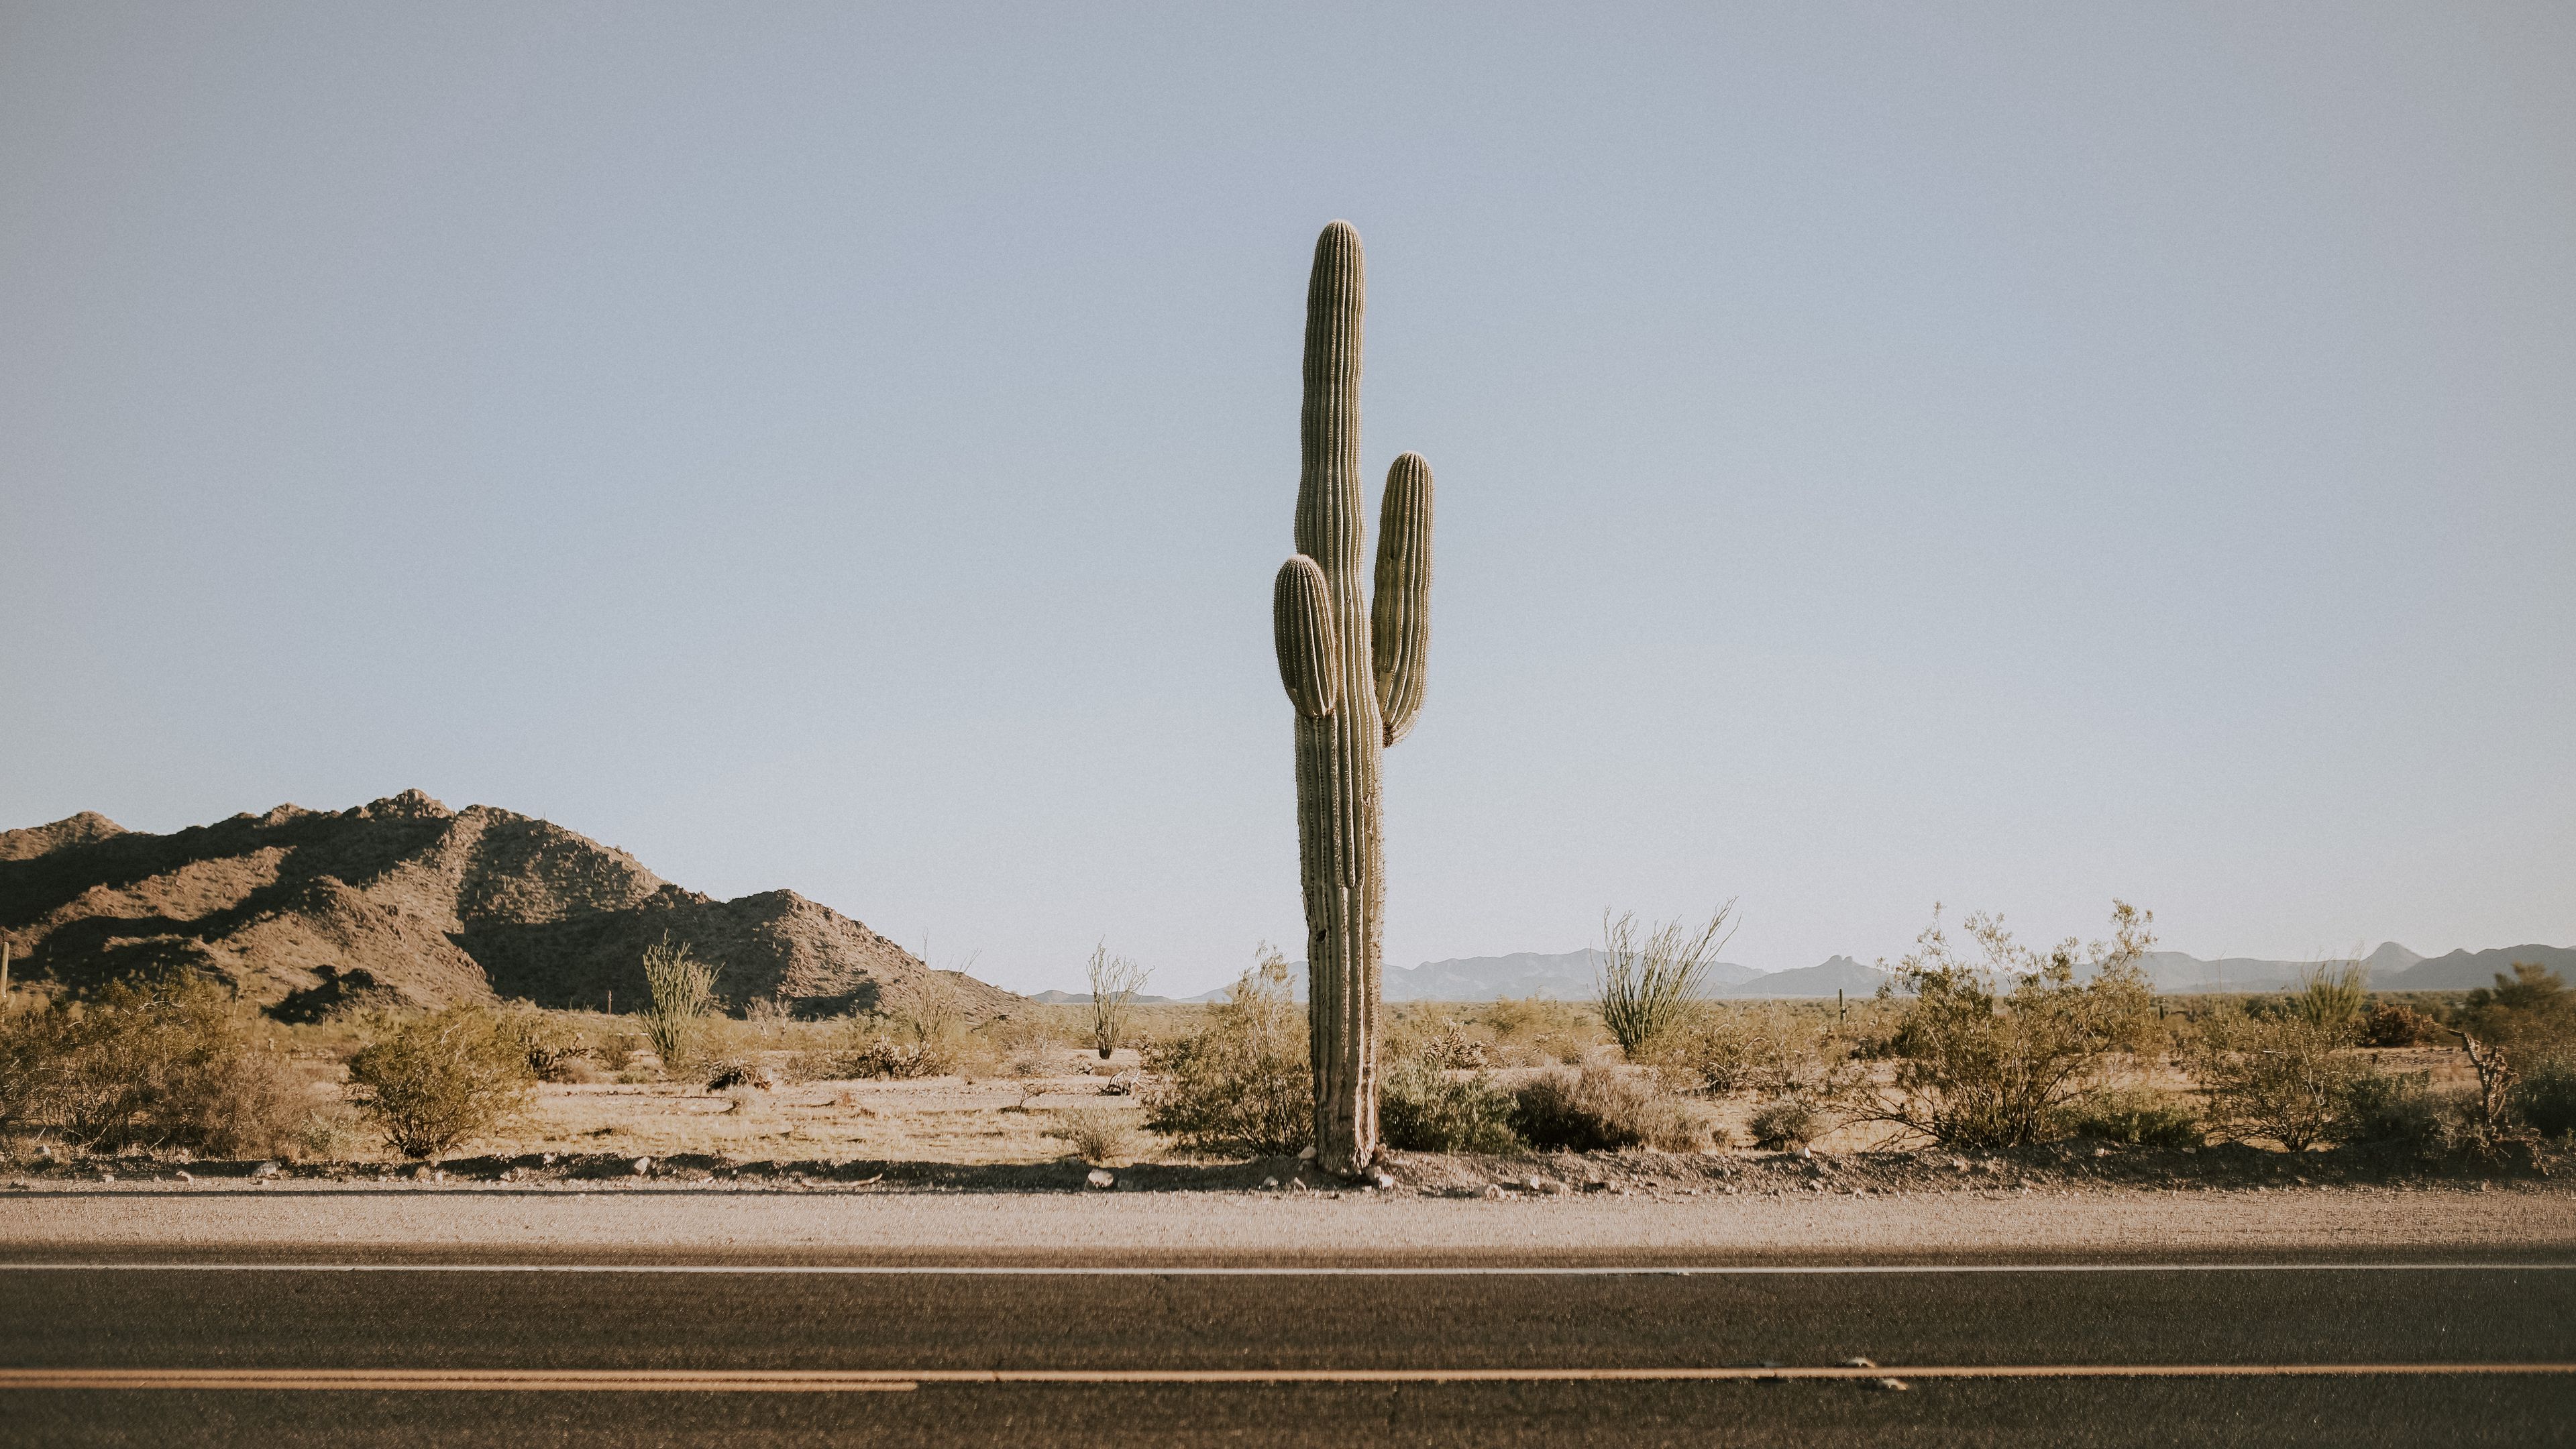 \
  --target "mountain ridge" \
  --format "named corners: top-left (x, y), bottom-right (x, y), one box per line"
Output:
top-left (0, 791), bottom-right (1018, 1021)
